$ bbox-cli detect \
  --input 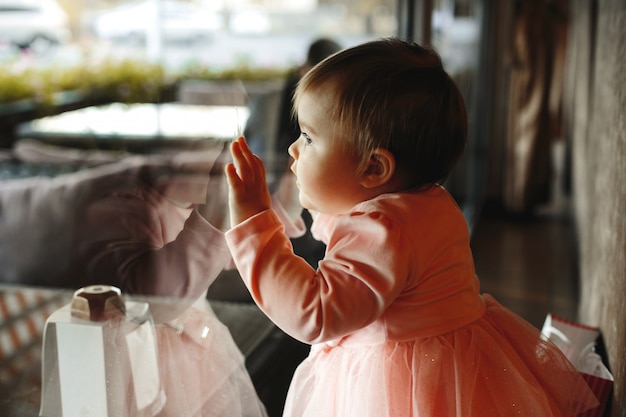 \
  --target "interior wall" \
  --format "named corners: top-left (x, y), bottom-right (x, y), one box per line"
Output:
top-left (566, 0), bottom-right (625, 415)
